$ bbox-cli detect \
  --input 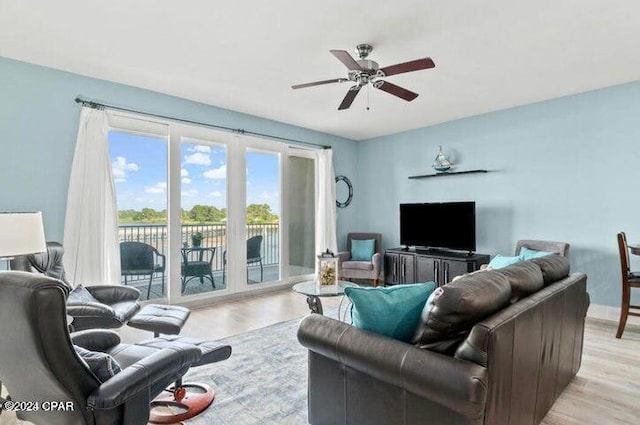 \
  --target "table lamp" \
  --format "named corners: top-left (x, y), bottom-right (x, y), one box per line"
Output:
top-left (0, 212), bottom-right (46, 400)
top-left (0, 212), bottom-right (47, 266)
